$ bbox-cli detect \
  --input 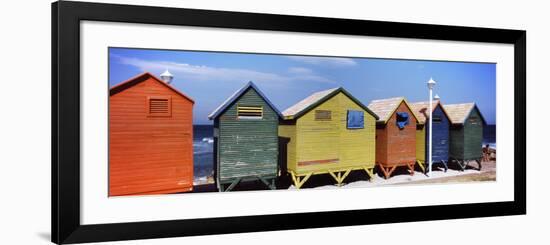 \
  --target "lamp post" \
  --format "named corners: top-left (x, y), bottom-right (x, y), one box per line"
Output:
top-left (427, 78), bottom-right (436, 177)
